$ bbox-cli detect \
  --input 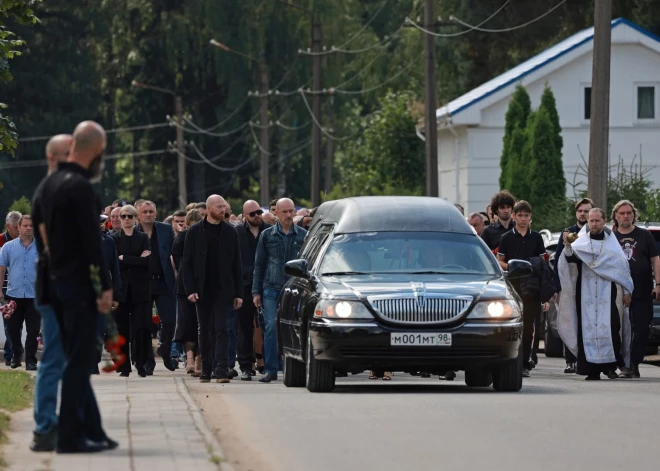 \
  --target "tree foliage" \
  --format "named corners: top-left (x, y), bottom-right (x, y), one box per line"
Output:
top-left (328, 91), bottom-right (424, 198)
top-left (0, 0), bottom-right (38, 156)
top-left (8, 195), bottom-right (30, 215)
top-left (499, 85), bottom-right (530, 190)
